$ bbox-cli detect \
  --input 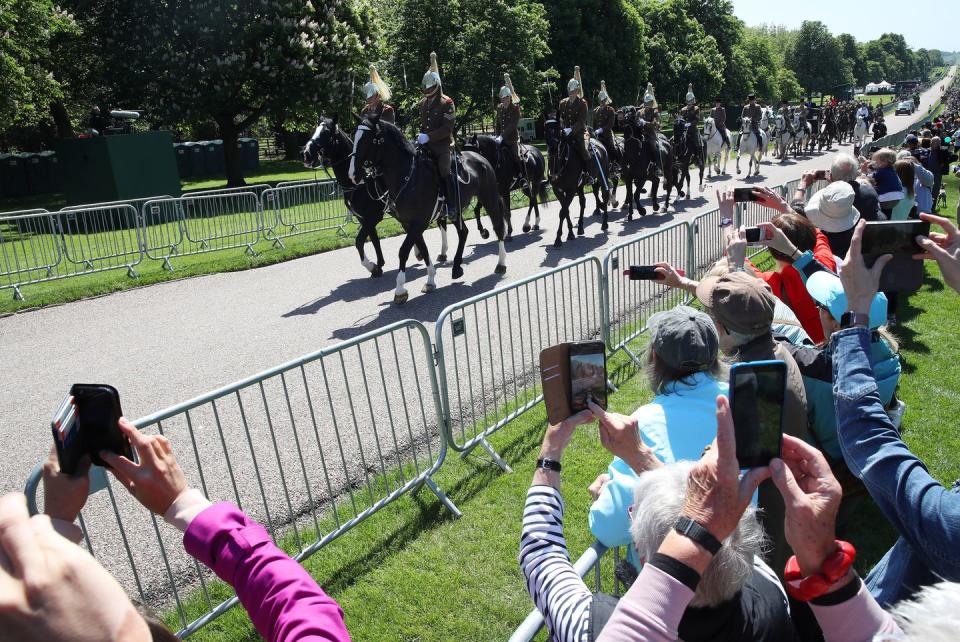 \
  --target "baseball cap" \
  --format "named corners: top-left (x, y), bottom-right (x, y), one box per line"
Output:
top-left (647, 306), bottom-right (719, 371)
top-left (905, 133), bottom-right (919, 144)
top-left (806, 271), bottom-right (888, 329)
top-left (804, 181), bottom-right (861, 234)
top-left (695, 272), bottom-right (775, 335)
